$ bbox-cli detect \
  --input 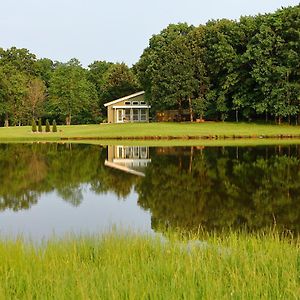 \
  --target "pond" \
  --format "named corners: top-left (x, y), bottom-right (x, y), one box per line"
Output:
top-left (0, 143), bottom-right (299, 240)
